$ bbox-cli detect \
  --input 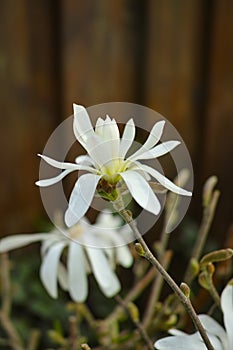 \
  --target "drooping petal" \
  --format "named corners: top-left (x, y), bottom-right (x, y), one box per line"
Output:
top-left (198, 314), bottom-right (227, 349)
top-left (120, 170), bottom-right (161, 215)
top-left (40, 241), bottom-right (67, 298)
top-left (221, 284), bottom-right (233, 349)
top-left (68, 242), bottom-right (88, 302)
top-left (119, 118), bottom-right (135, 158)
top-left (57, 263), bottom-right (69, 291)
top-left (36, 169), bottom-right (75, 187)
top-left (38, 154), bottom-right (97, 173)
top-left (73, 104), bottom-right (95, 146)
top-left (154, 333), bottom-right (217, 350)
top-left (106, 231), bottom-right (133, 267)
top-left (130, 140), bottom-right (180, 161)
top-left (141, 164), bottom-right (192, 196)
top-left (0, 233), bottom-right (50, 253)
top-left (128, 120), bottom-right (165, 161)
top-left (65, 173), bottom-right (101, 227)
top-left (95, 210), bottom-right (122, 229)
top-left (83, 237), bottom-right (121, 297)
top-left (155, 335), bottom-right (202, 350)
